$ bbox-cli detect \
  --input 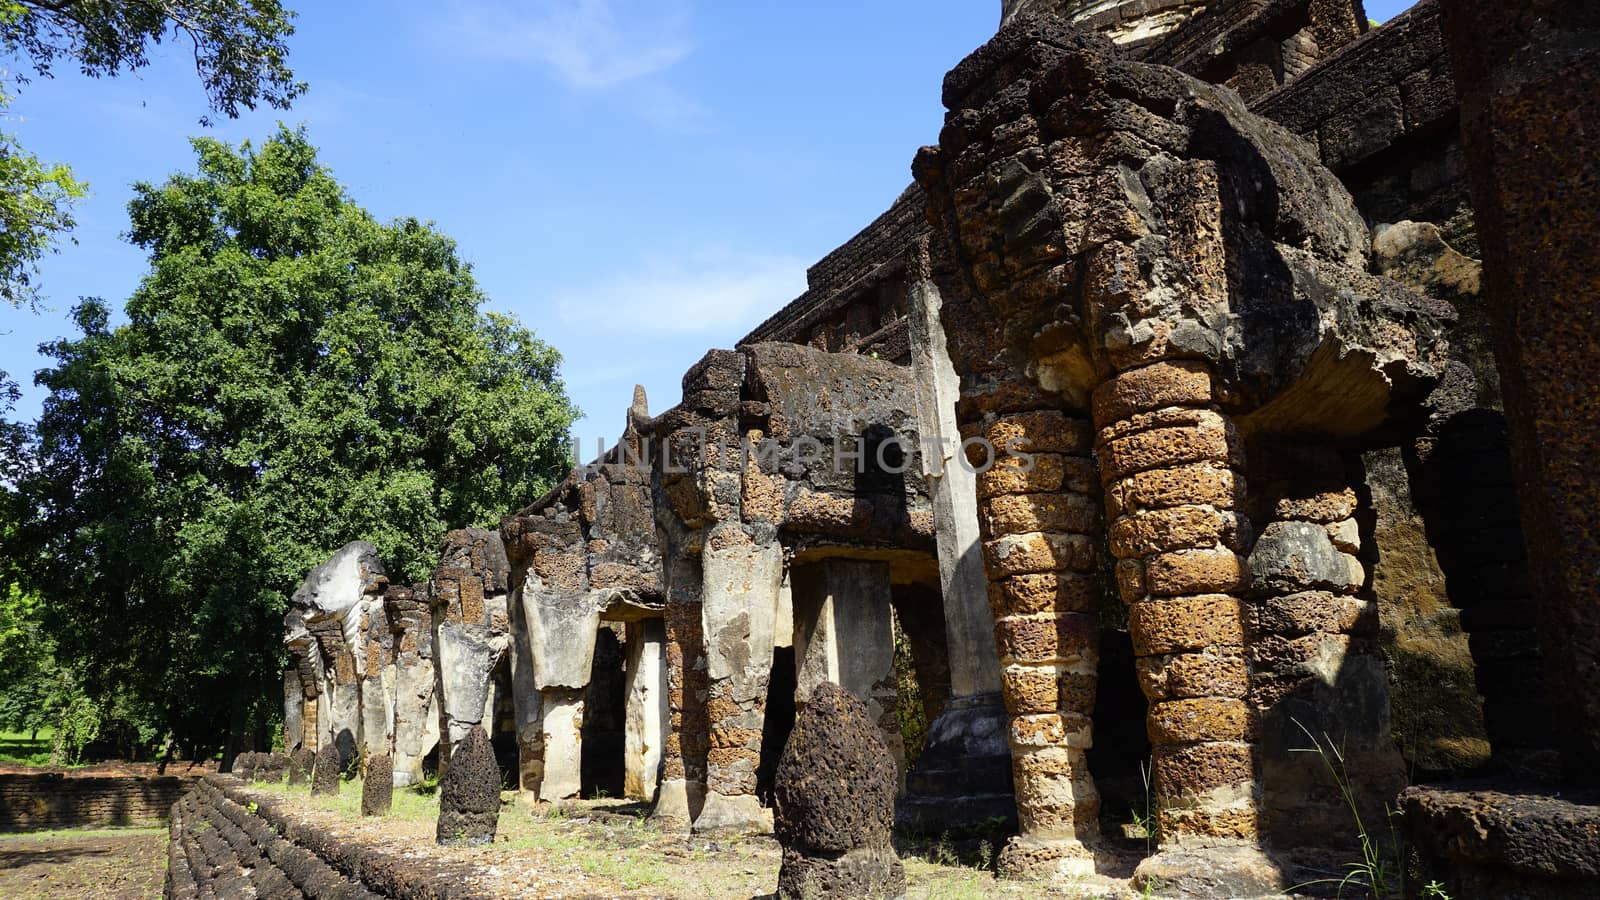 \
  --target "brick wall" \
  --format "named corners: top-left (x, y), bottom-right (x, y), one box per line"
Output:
top-left (0, 773), bottom-right (195, 831)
